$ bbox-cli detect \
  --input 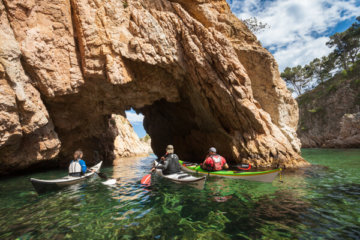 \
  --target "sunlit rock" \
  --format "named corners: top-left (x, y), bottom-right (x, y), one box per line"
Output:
top-left (0, 0), bottom-right (308, 175)
top-left (298, 75), bottom-right (360, 149)
top-left (112, 114), bottom-right (152, 157)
